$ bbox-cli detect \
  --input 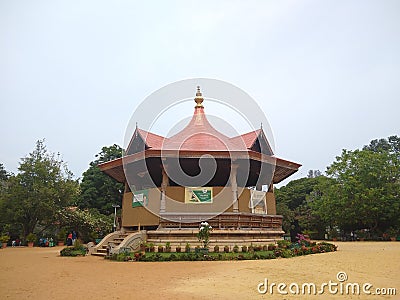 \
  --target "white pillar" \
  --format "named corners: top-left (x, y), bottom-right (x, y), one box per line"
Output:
top-left (160, 165), bottom-right (168, 213)
top-left (231, 164), bottom-right (239, 213)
